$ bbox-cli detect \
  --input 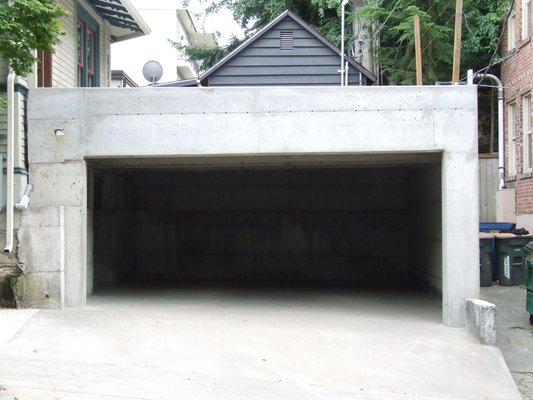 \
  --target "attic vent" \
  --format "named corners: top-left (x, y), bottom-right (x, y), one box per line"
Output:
top-left (280, 31), bottom-right (294, 50)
